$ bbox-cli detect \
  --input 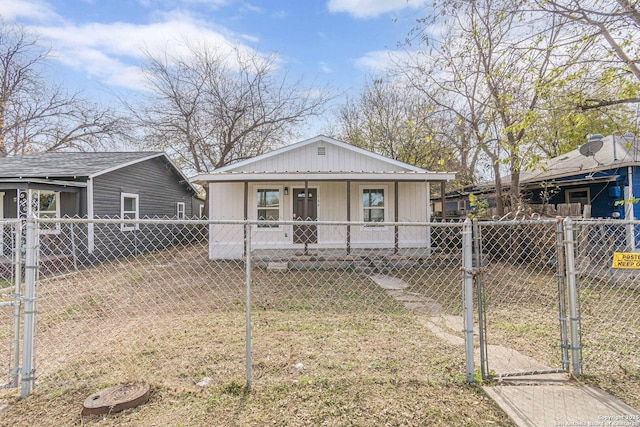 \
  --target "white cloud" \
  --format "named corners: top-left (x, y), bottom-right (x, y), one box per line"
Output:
top-left (29, 8), bottom-right (265, 92)
top-left (353, 49), bottom-right (393, 72)
top-left (354, 49), bottom-right (416, 73)
top-left (327, 0), bottom-right (422, 19)
top-left (0, 0), bottom-right (61, 23)
top-left (319, 61), bottom-right (332, 73)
